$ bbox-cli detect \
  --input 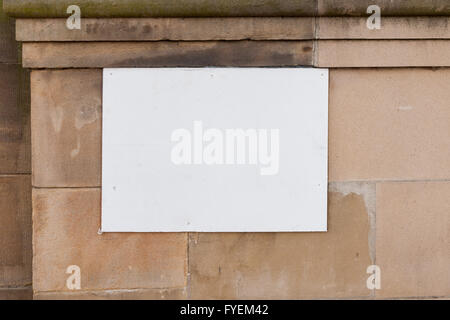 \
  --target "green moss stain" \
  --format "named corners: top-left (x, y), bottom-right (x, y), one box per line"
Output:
top-left (3, 0), bottom-right (317, 17)
top-left (4, 0), bottom-right (450, 17)
top-left (320, 0), bottom-right (450, 16)
top-left (0, 0), bottom-right (12, 27)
